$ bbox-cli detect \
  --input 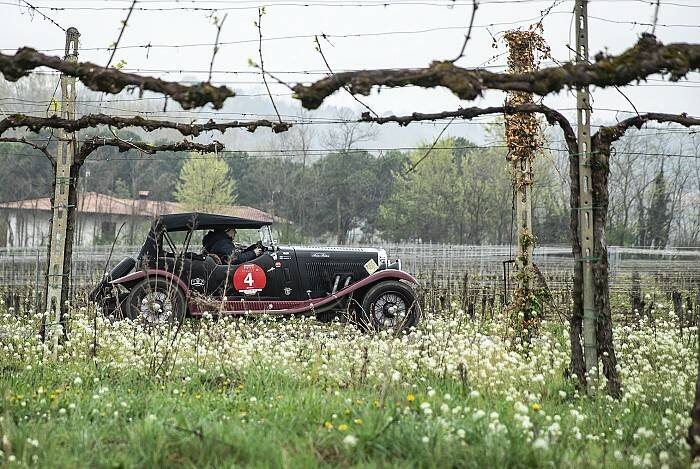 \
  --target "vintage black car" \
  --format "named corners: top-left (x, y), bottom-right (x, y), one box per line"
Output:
top-left (90, 212), bottom-right (420, 332)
